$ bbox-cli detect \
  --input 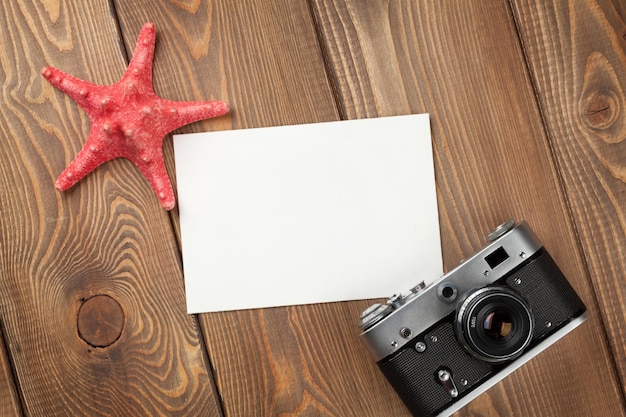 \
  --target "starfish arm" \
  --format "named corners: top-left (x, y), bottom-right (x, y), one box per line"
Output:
top-left (158, 99), bottom-right (230, 133)
top-left (42, 66), bottom-right (103, 111)
top-left (131, 150), bottom-right (176, 210)
top-left (46, 21), bottom-right (229, 210)
top-left (123, 22), bottom-right (156, 89)
top-left (55, 130), bottom-right (117, 191)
